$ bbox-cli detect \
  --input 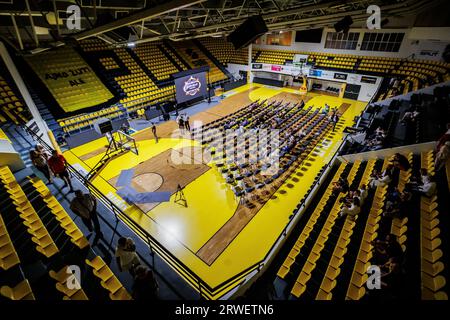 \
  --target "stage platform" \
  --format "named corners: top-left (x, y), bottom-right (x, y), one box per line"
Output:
top-left (63, 84), bottom-right (367, 299)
